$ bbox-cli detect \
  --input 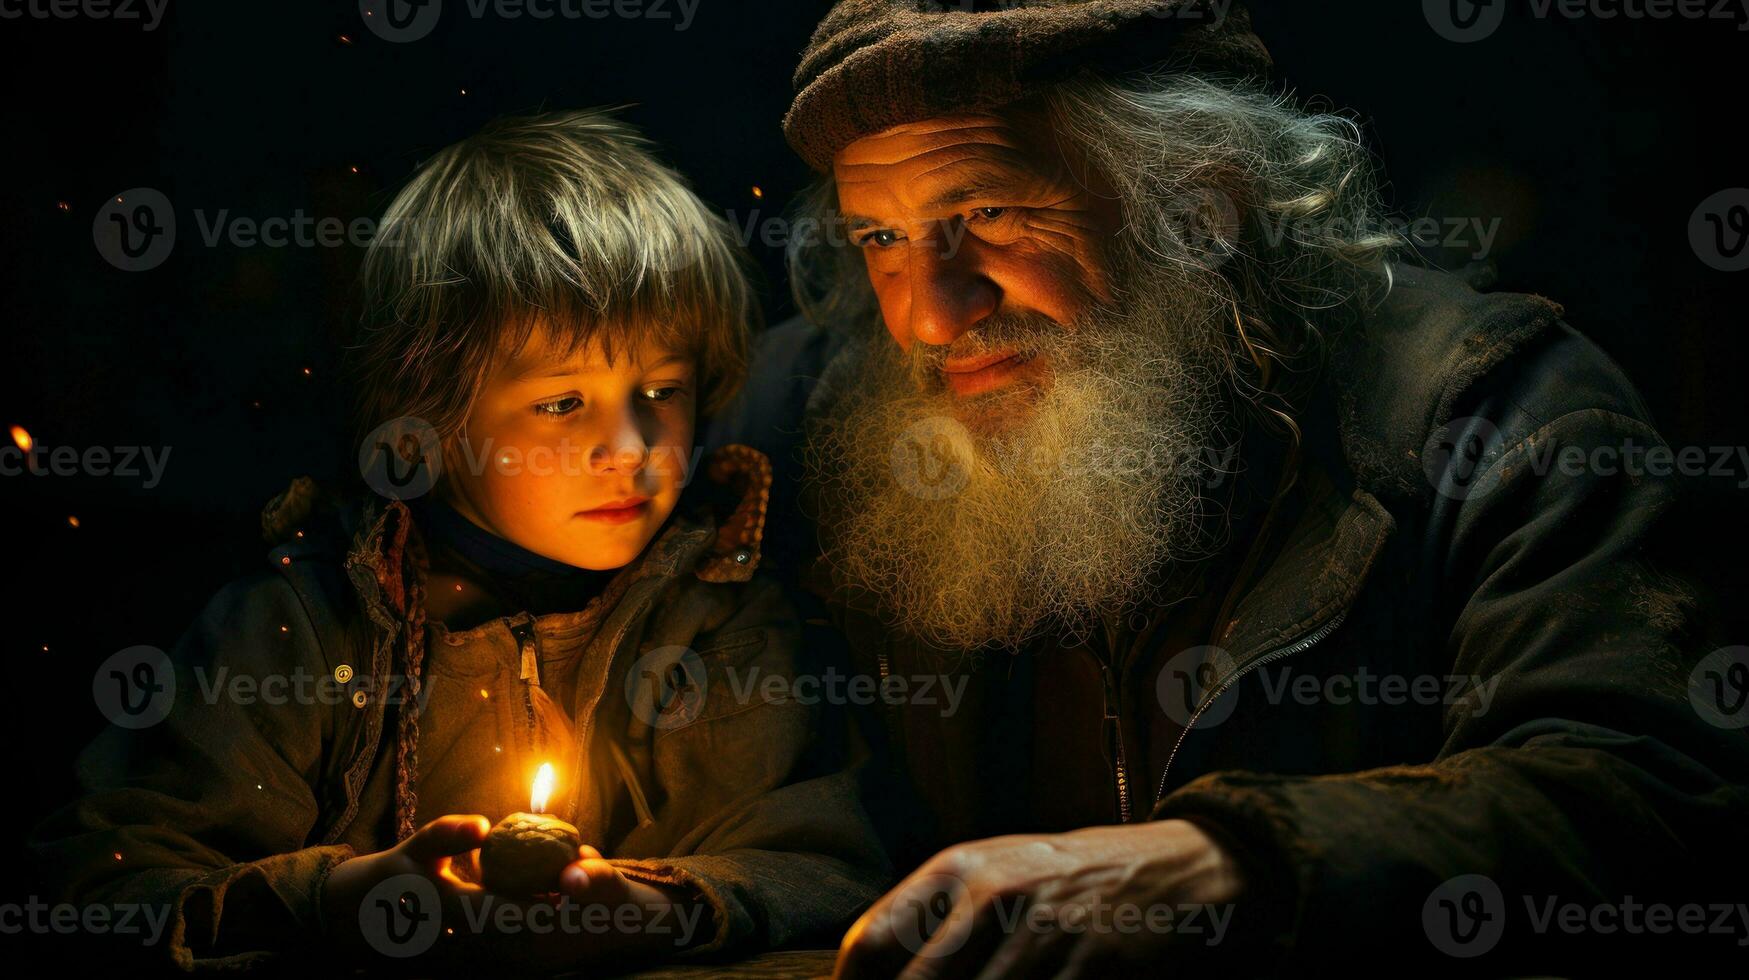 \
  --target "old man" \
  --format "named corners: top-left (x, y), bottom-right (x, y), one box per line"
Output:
top-left (710, 0), bottom-right (1749, 974)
